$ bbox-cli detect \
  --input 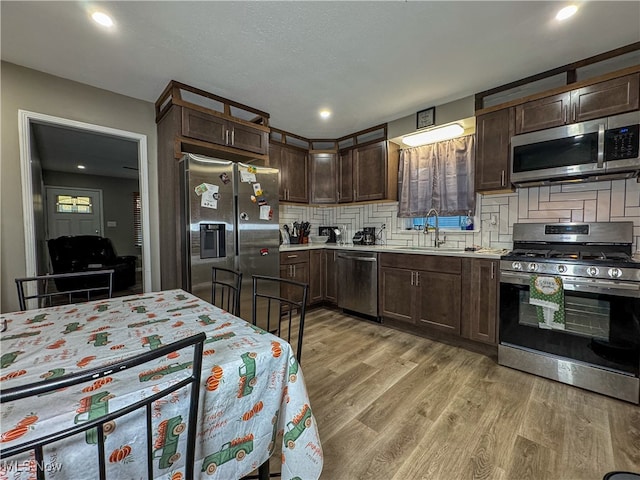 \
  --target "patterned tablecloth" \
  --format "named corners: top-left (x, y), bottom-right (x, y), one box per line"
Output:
top-left (0, 289), bottom-right (323, 479)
